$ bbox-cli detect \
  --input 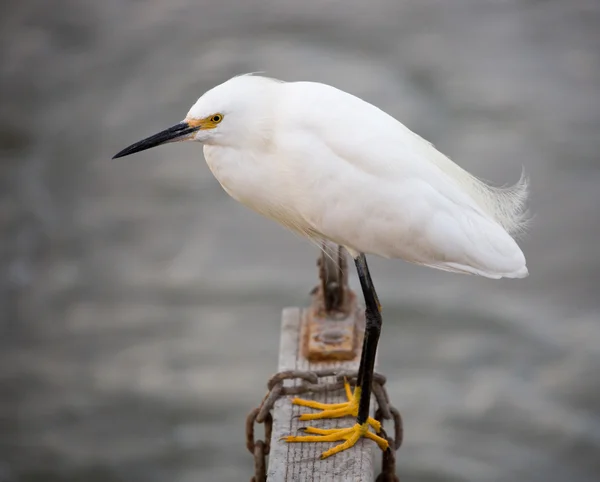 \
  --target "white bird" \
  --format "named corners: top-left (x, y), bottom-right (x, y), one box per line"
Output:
top-left (113, 73), bottom-right (529, 458)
